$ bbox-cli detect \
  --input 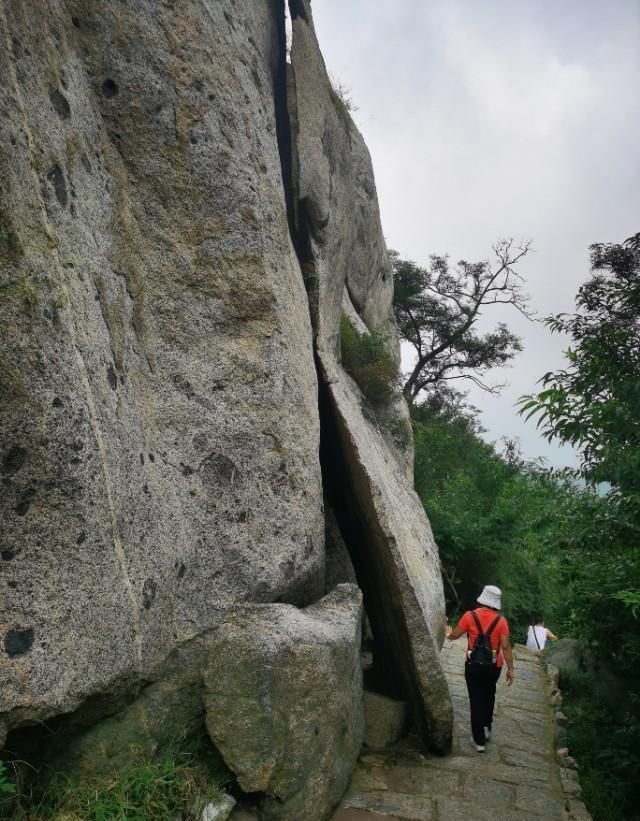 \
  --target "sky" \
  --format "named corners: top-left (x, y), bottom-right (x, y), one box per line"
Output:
top-left (310, 0), bottom-right (640, 467)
